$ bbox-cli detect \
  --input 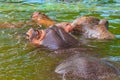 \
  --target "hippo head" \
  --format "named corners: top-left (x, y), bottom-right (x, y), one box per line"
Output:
top-left (99, 19), bottom-right (109, 30)
top-left (32, 11), bottom-right (48, 21)
top-left (96, 20), bottom-right (114, 39)
top-left (26, 28), bottom-right (46, 45)
top-left (71, 16), bottom-right (100, 28)
top-left (31, 11), bottom-right (56, 27)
